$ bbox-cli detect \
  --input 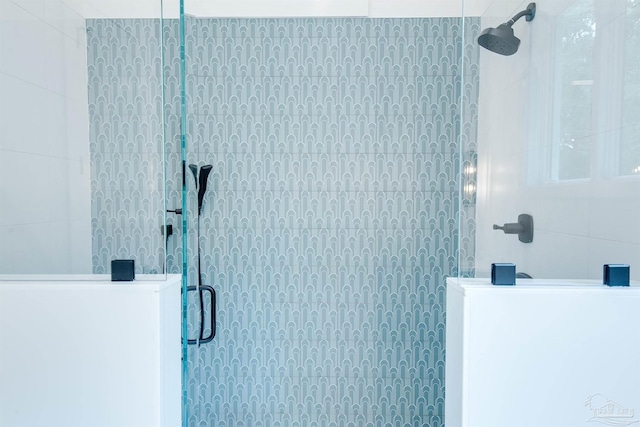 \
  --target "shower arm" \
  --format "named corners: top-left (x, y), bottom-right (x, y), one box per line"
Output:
top-left (505, 3), bottom-right (536, 27)
top-left (506, 11), bottom-right (529, 27)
